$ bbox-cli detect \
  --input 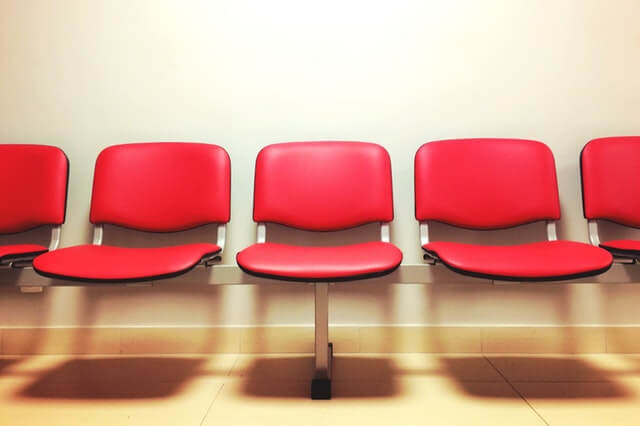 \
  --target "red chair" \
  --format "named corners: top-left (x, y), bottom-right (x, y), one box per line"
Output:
top-left (0, 145), bottom-right (68, 267)
top-left (415, 138), bottom-right (612, 281)
top-left (33, 143), bottom-right (230, 283)
top-left (236, 141), bottom-right (403, 399)
top-left (581, 136), bottom-right (640, 261)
